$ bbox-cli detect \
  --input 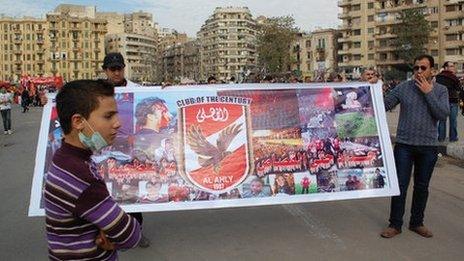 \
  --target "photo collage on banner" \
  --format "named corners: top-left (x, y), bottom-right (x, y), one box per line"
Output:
top-left (29, 84), bottom-right (394, 216)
